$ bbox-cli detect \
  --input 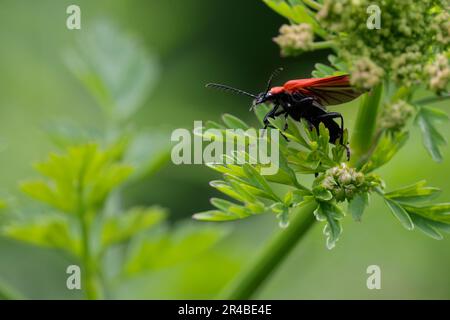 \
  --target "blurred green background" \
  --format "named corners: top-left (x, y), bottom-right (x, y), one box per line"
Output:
top-left (0, 0), bottom-right (449, 299)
